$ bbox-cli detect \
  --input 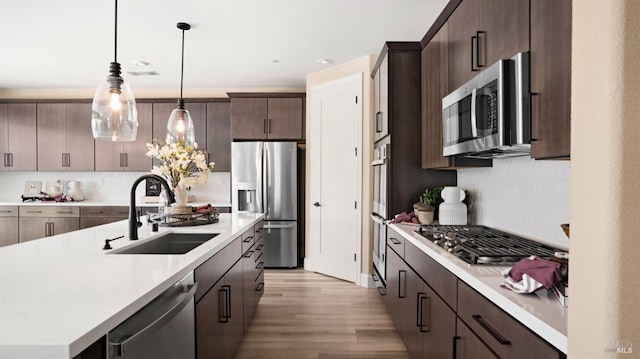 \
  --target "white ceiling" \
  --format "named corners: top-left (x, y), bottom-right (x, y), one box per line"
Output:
top-left (0, 0), bottom-right (447, 90)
